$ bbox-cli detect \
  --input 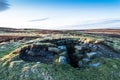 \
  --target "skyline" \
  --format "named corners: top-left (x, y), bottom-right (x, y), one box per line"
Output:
top-left (0, 0), bottom-right (120, 29)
